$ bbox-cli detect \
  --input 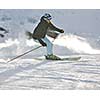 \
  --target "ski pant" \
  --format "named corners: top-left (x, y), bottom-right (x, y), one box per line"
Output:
top-left (41, 37), bottom-right (53, 55)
